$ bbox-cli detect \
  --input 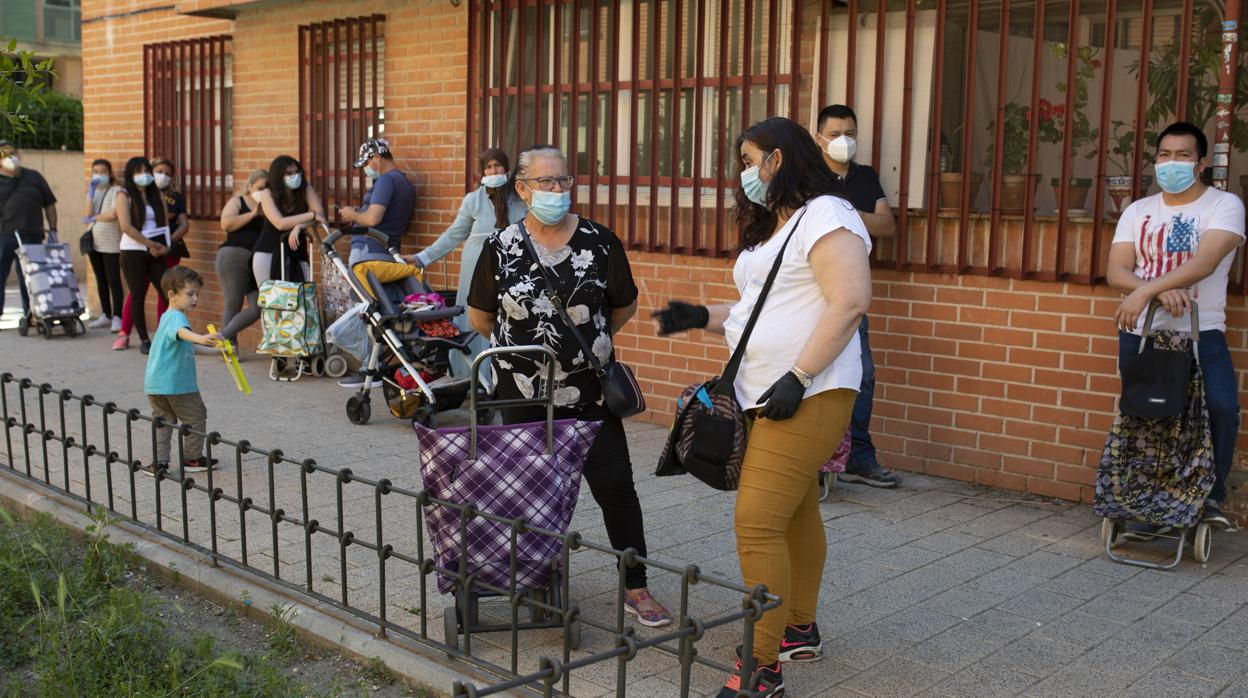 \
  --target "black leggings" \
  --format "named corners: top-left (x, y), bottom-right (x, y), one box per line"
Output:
top-left (120, 250), bottom-right (167, 342)
top-left (504, 405), bottom-right (649, 589)
top-left (87, 250), bottom-right (125, 318)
